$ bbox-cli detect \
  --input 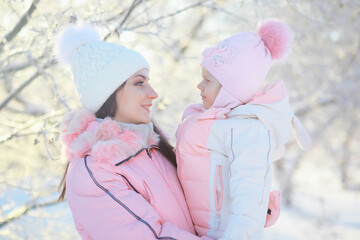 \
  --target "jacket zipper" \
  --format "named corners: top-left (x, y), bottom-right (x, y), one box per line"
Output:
top-left (115, 145), bottom-right (157, 166)
top-left (213, 165), bottom-right (223, 230)
top-left (214, 165), bottom-right (223, 212)
top-left (117, 173), bottom-right (140, 194)
top-left (83, 155), bottom-right (176, 240)
top-left (261, 130), bottom-right (271, 204)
